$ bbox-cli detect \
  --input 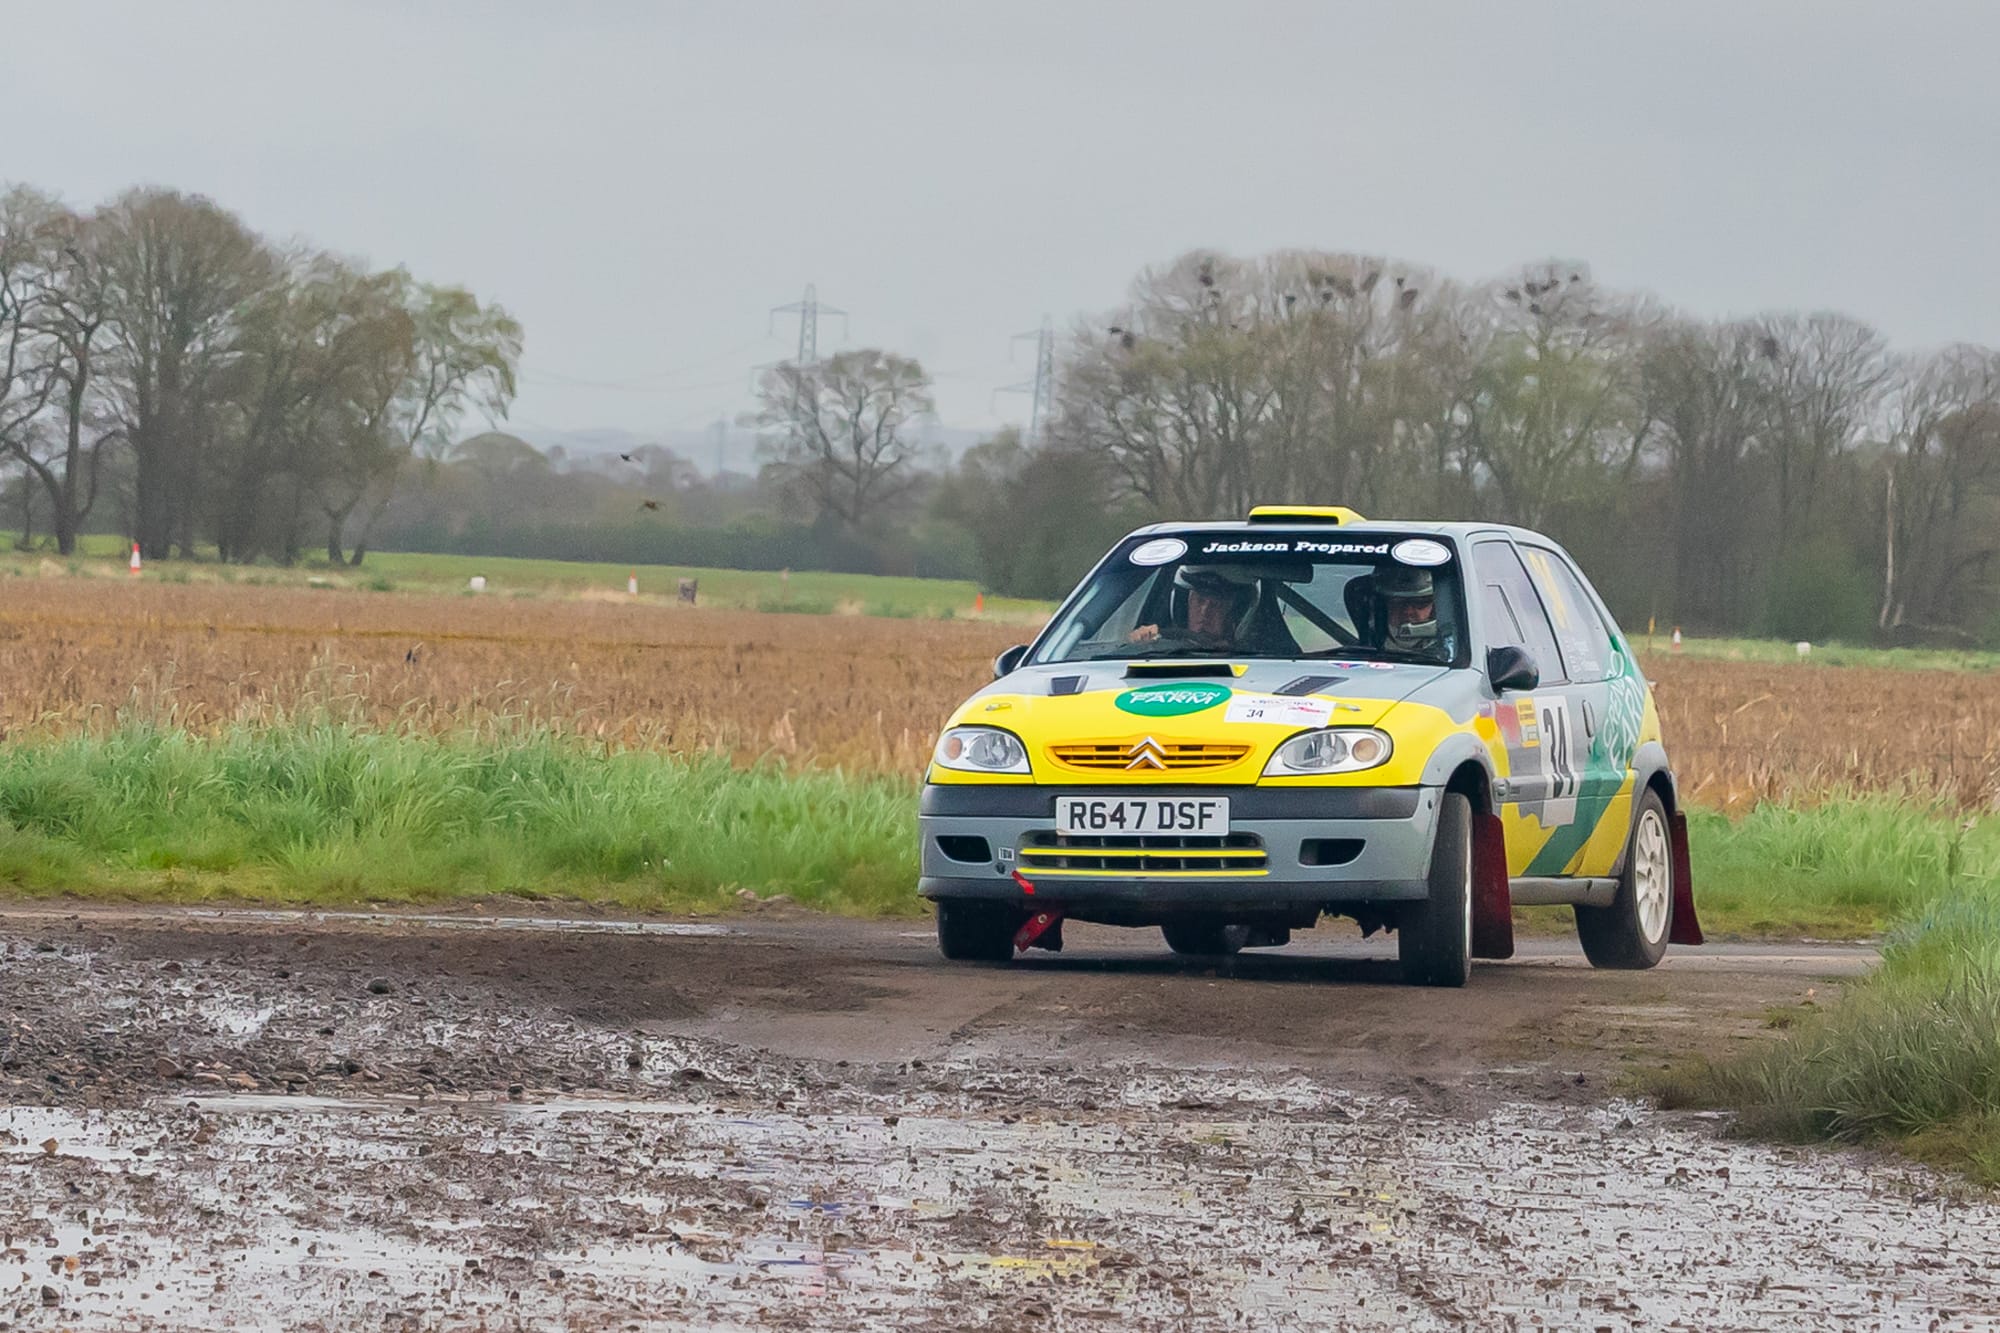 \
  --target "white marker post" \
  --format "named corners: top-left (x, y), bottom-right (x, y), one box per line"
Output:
top-left (628, 571), bottom-right (638, 596)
